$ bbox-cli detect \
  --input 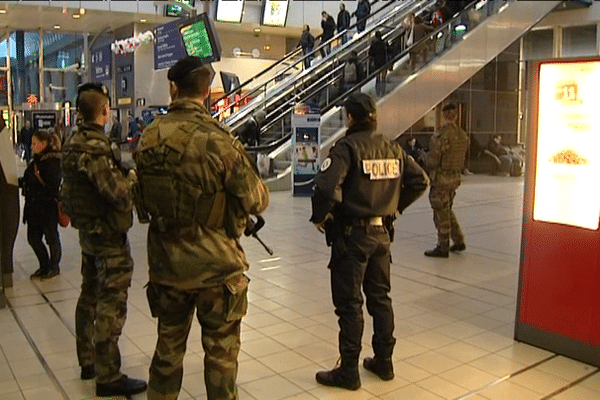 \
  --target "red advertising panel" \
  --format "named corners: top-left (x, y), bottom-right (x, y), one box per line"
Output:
top-left (517, 58), bottom-right (600, 364)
